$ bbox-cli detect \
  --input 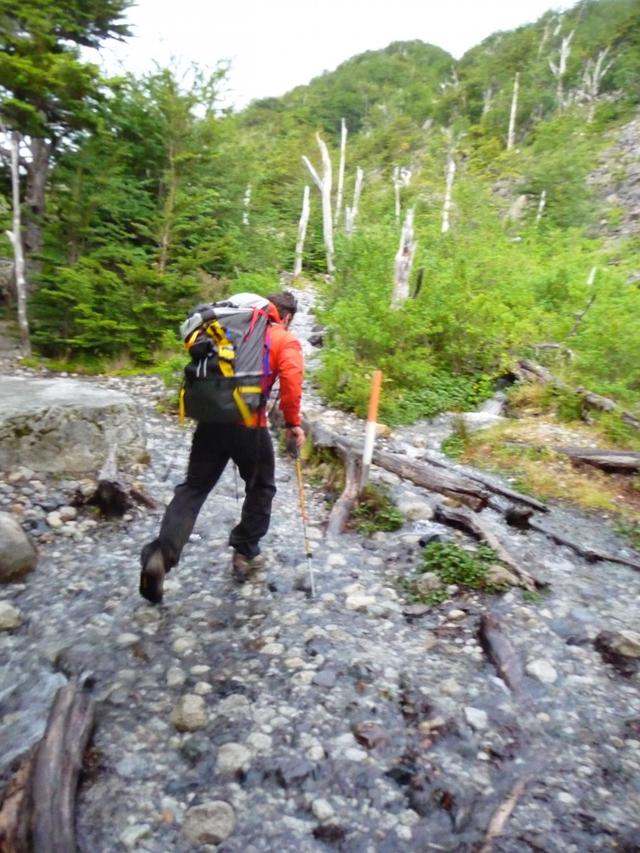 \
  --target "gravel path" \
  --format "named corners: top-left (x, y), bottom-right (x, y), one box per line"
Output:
top-left (1, 290), bottom-right (639, 852)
